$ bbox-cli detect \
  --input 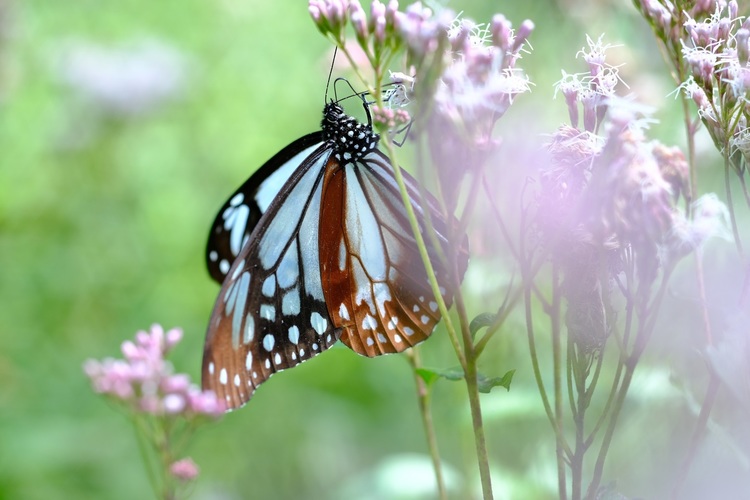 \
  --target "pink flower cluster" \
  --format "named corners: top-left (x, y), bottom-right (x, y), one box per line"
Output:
top-left (83, 324), bottom-right (225, 417)
top-left (436, 14), bottom-right (533, 135)
top-left (309, 0), bottom-right (399, 47)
